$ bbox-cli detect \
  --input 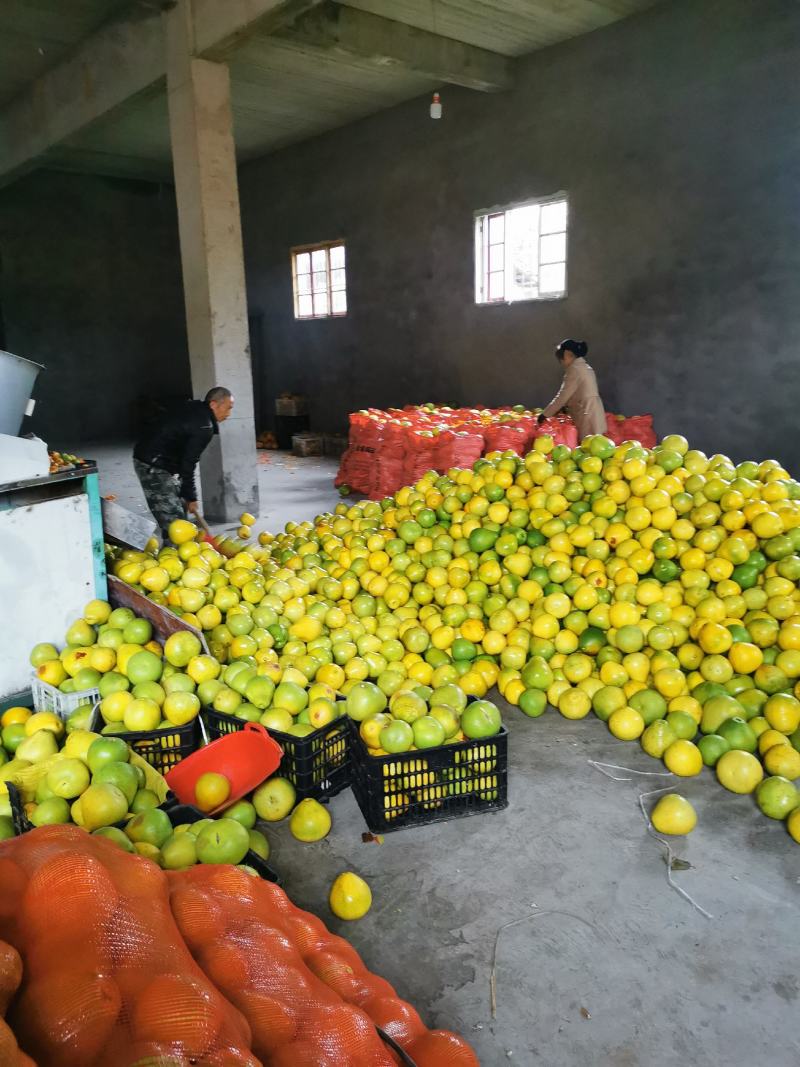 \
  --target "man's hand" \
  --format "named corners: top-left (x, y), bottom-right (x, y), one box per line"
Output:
top-left (185, 500), bottom-right (200, 515)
